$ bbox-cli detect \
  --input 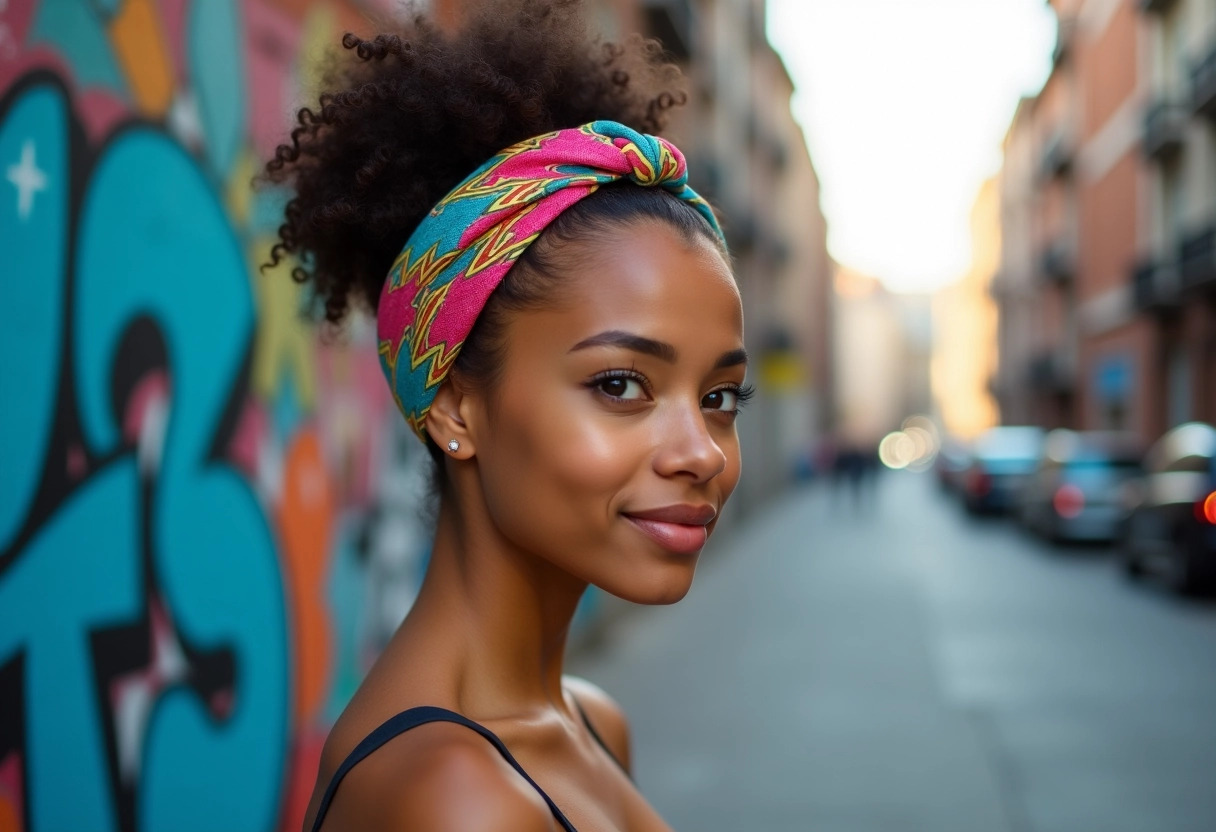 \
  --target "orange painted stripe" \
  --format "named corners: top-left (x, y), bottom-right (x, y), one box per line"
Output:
top-left (109, 0), bottom-right (176, 117)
